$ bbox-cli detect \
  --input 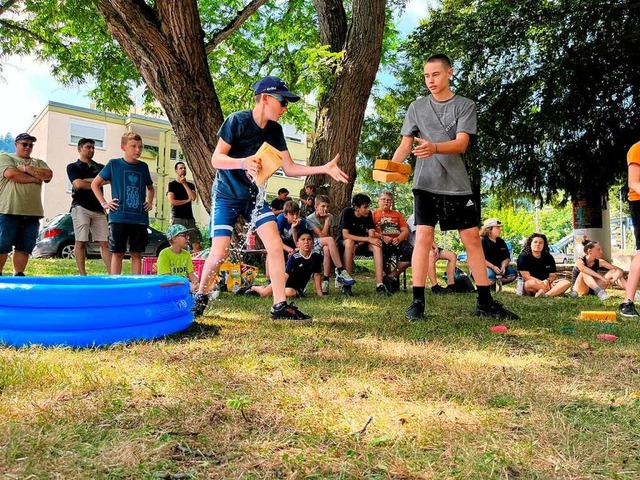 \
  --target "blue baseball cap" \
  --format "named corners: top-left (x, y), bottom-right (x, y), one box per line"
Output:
top-left (253, 76), bottom-right (301, 102)
top-left (15, 133), bottom-right (36, 143)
